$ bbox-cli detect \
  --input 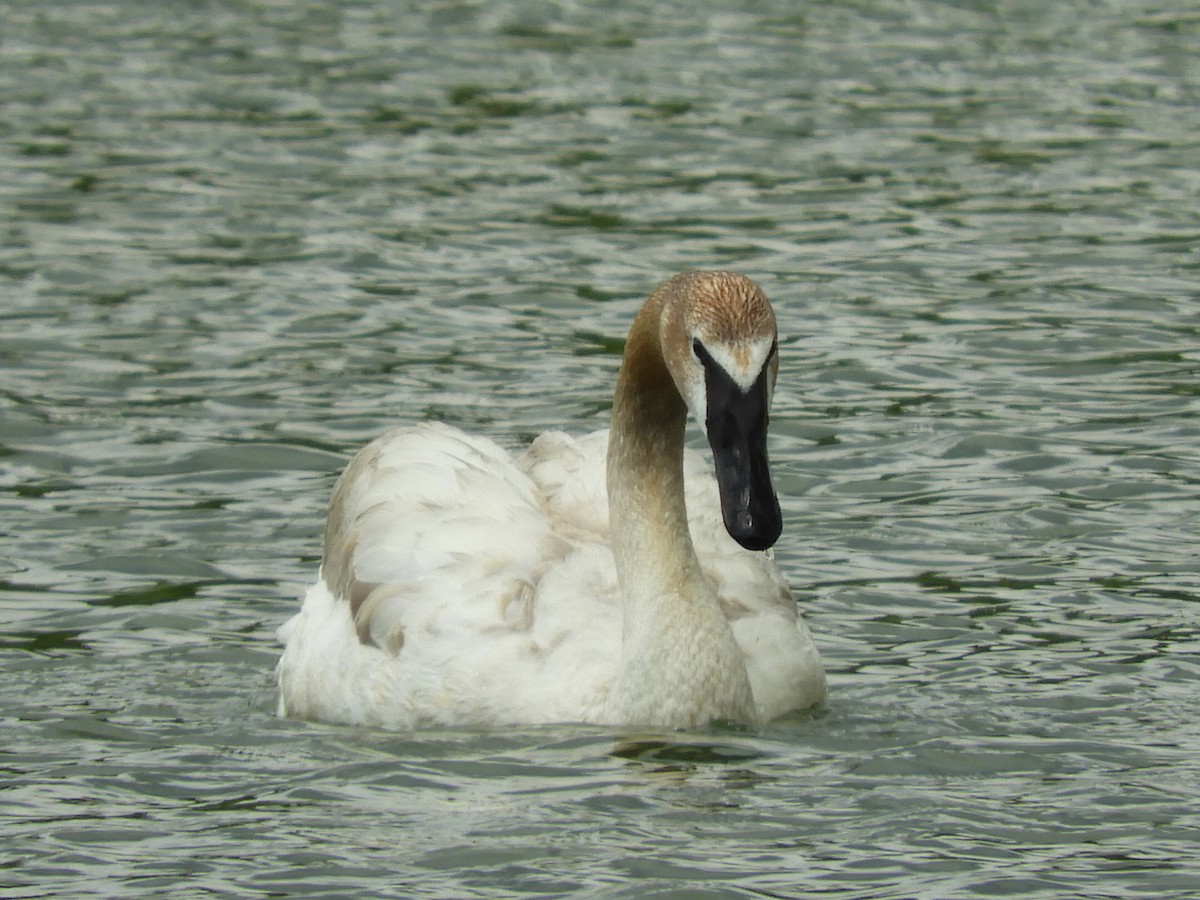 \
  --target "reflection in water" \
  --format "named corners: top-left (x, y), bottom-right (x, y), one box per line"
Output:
top-left (610, 735), bottom-right (785, 798)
